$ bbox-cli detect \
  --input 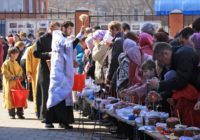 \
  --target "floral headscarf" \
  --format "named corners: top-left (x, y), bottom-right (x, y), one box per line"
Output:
top-left (92, 30), bottom-right (106, 41)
